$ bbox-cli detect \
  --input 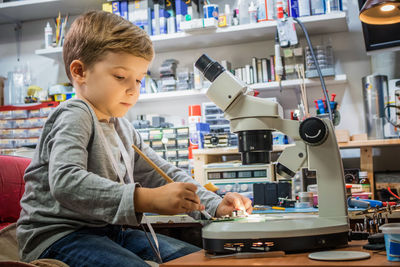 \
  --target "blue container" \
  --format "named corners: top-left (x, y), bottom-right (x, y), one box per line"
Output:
top-left (203, 4), bottom-right (219, 20)
top-left (381, 223), bottom-right (400, 262)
